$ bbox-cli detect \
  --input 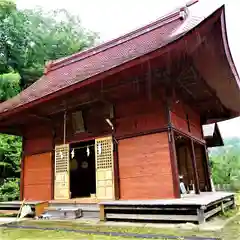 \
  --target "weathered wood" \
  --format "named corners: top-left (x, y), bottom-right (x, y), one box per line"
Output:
top-left (104, 206), bottom-right (193, 211)
top-left (20, 137), bottom-right (25, 201)
top-left (172, 127), bottom-right (205, 145)
top-left (205, 200), bottom-right (234, 219)
top-left (99, 204), bottom-right (105, 221)
top-left (190, 139), bottom-right (200, 194)
top-left (101, 192), bottom-right (235, 206)
top-left (203, 145), bottom-right (212, 191)
top-left (231, 196), bottom-right (236, 209)
top-left (168, 128), bottom-right (181, 198)
top-left (197, 207), bottom-right (206, 224)
top-left (35, 201), bottom-right (49, 217)
top-left (106, 213), bottom-right (198, 221)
